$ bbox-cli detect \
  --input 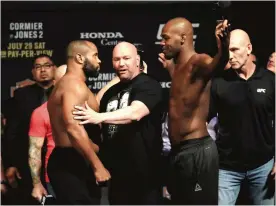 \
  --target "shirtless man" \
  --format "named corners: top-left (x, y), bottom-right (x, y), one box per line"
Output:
top-left (47, 40), bottom-right (110, 205)
top-left (158, 18), bottom-right (229, 204)
top-left (73, 42), bottom-right (163, 204)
